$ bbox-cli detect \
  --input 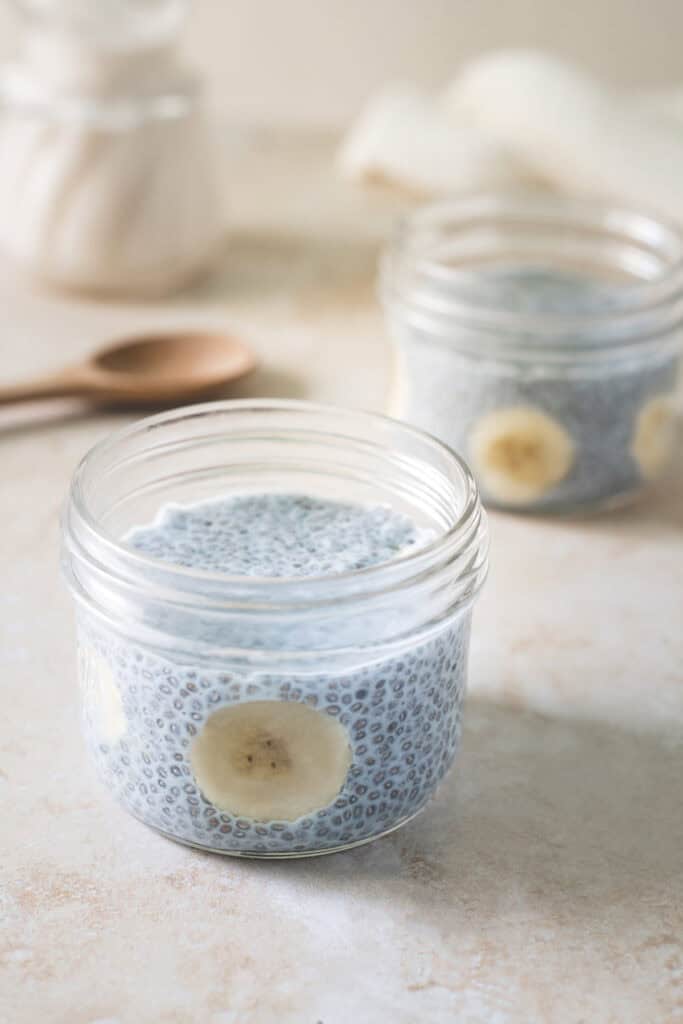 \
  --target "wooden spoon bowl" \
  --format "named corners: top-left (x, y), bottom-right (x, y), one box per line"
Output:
top-left (0, 330), bottom-right (256, 408)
